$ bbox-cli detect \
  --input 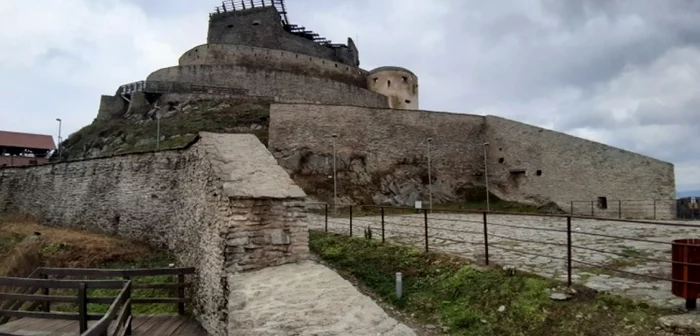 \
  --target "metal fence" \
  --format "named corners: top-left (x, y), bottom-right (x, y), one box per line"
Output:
top-left (308, 203), bottom-right (700, 309)
top-left (570, 199), bottom-right (698, 220)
